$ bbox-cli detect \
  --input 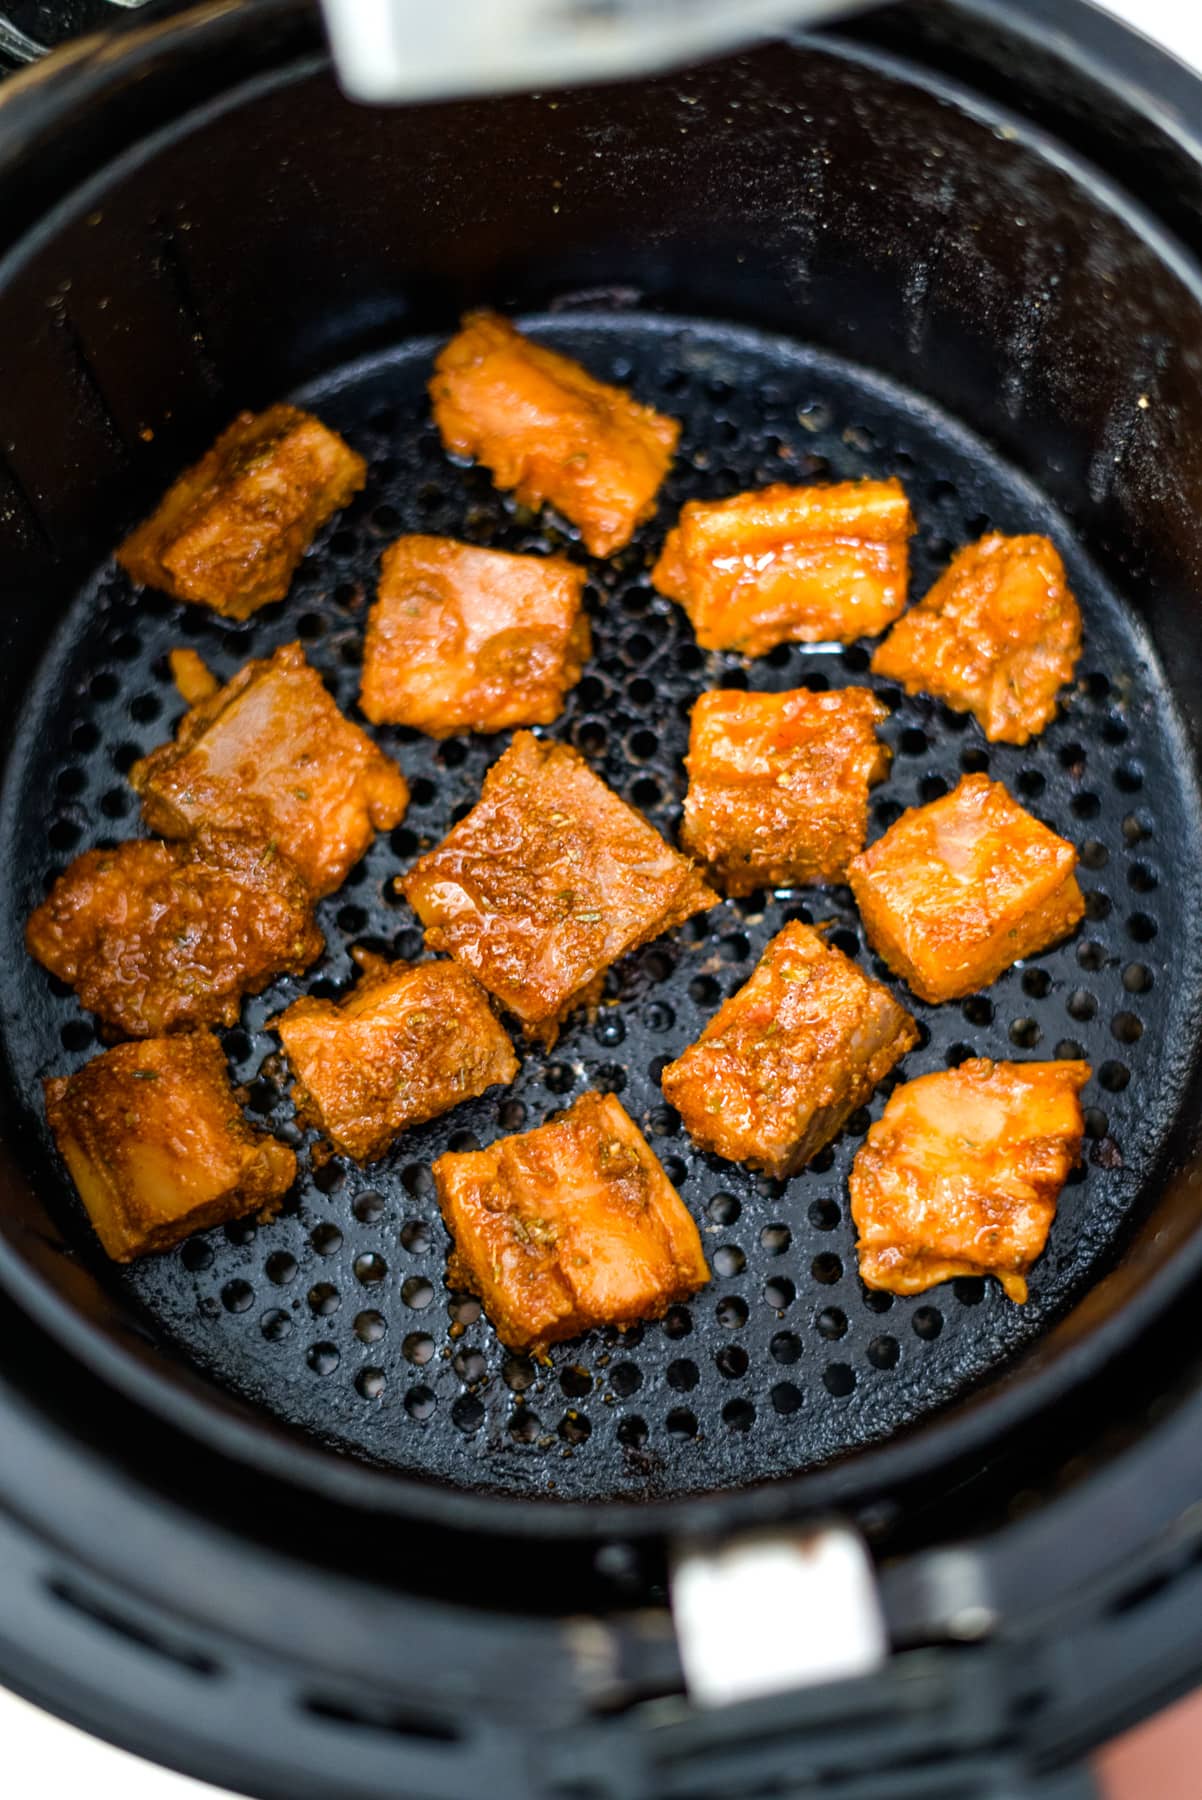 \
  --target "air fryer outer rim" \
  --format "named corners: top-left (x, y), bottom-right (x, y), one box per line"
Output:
top-left (1, 0), bottom-right (1202, 1548)
top-left (1, 0), bottom-right (1202, 1790)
